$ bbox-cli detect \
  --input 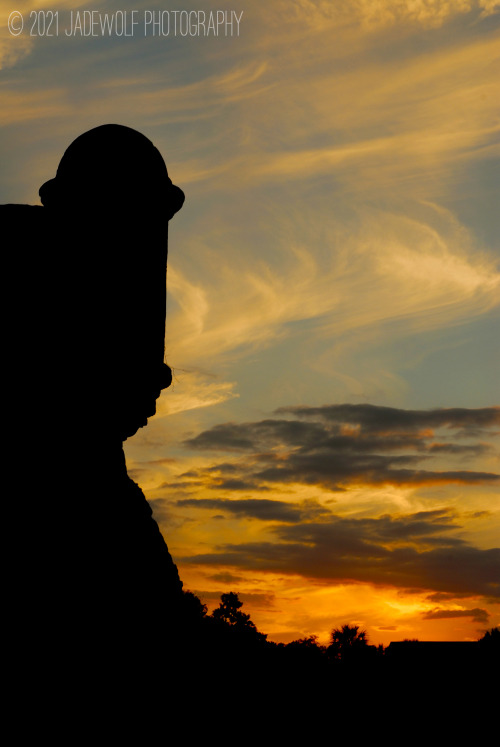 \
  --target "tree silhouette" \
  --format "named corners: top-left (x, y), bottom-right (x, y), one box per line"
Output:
top-left (285, 635), bottom-right (325, 667)
top-left (287, 634), bottom-right (323, 650)
top-left (328, 624), bottom-right (369, 662)
top-left (182, 590), bottom-right (208, 619)
top-left (210, 592), bottom-right (267, 644)
top-left (211, 592), bottom-right (254, 628)
top-left (478, 627), bottom-right (500, 651)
